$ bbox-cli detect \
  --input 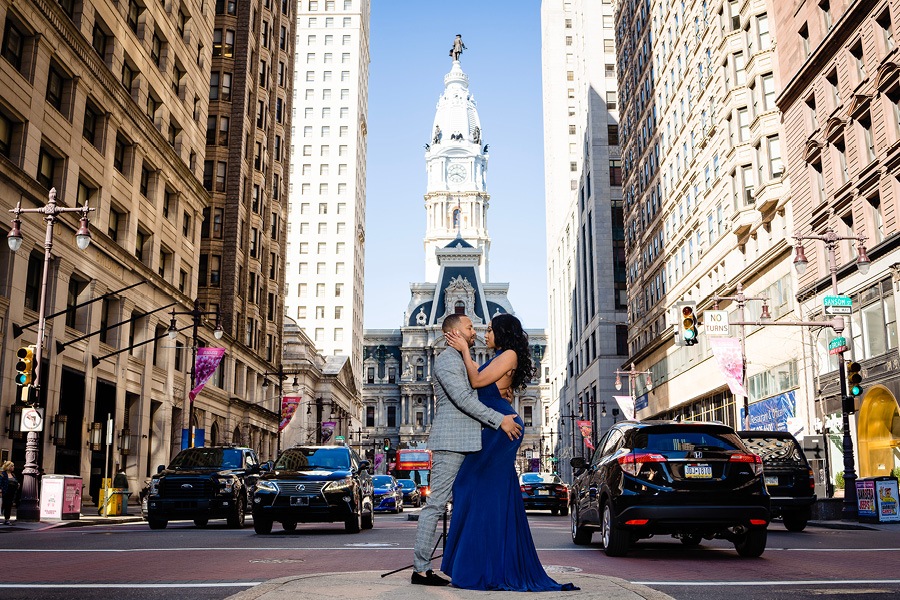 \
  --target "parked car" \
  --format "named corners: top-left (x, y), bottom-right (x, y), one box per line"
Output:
top-left (519, 472), bottom-right (569, 515)
top-left (251, 445), bottom-right (374, 534)
top-left (372, 475), bottom-right (404, 513)
top-left (397, 478), bottom-right (422, 507)
top-left (569, 420), bottom-right (770, 557)
top-left (739, 430), bottom-right (816, 532)
top-left (146, 446), bottom-right (260, 530)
